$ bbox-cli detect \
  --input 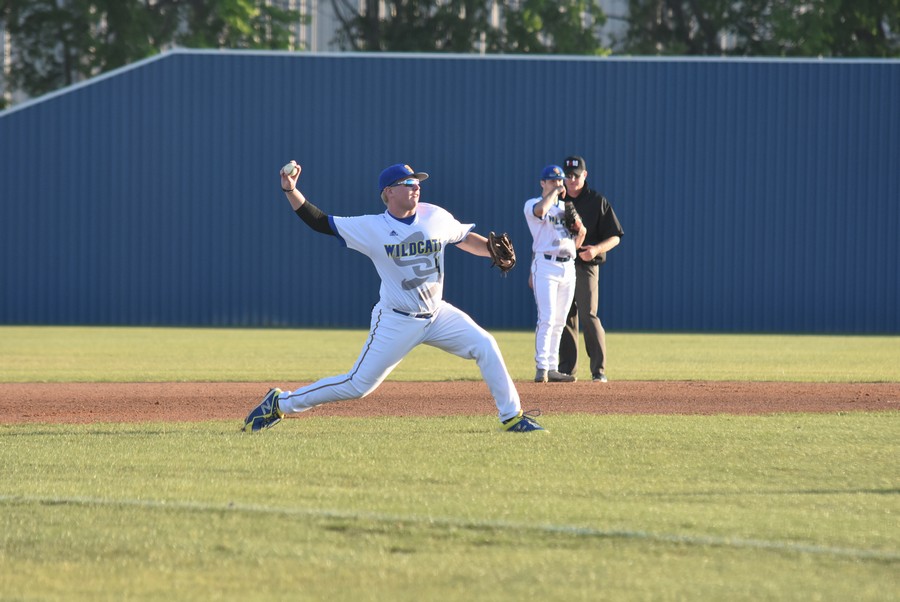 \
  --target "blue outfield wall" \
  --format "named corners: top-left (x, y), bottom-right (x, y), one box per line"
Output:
top-left (1, 50), bottom-right (898, 333)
